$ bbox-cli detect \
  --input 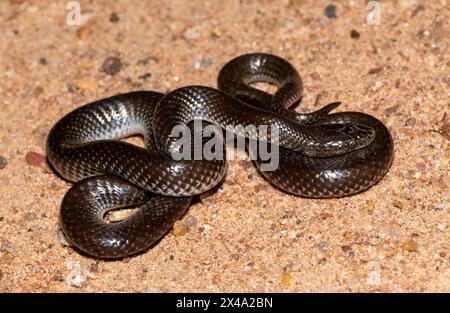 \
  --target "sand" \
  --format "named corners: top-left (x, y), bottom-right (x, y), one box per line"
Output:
top-left (0, 0), bottom-right (449, 292)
